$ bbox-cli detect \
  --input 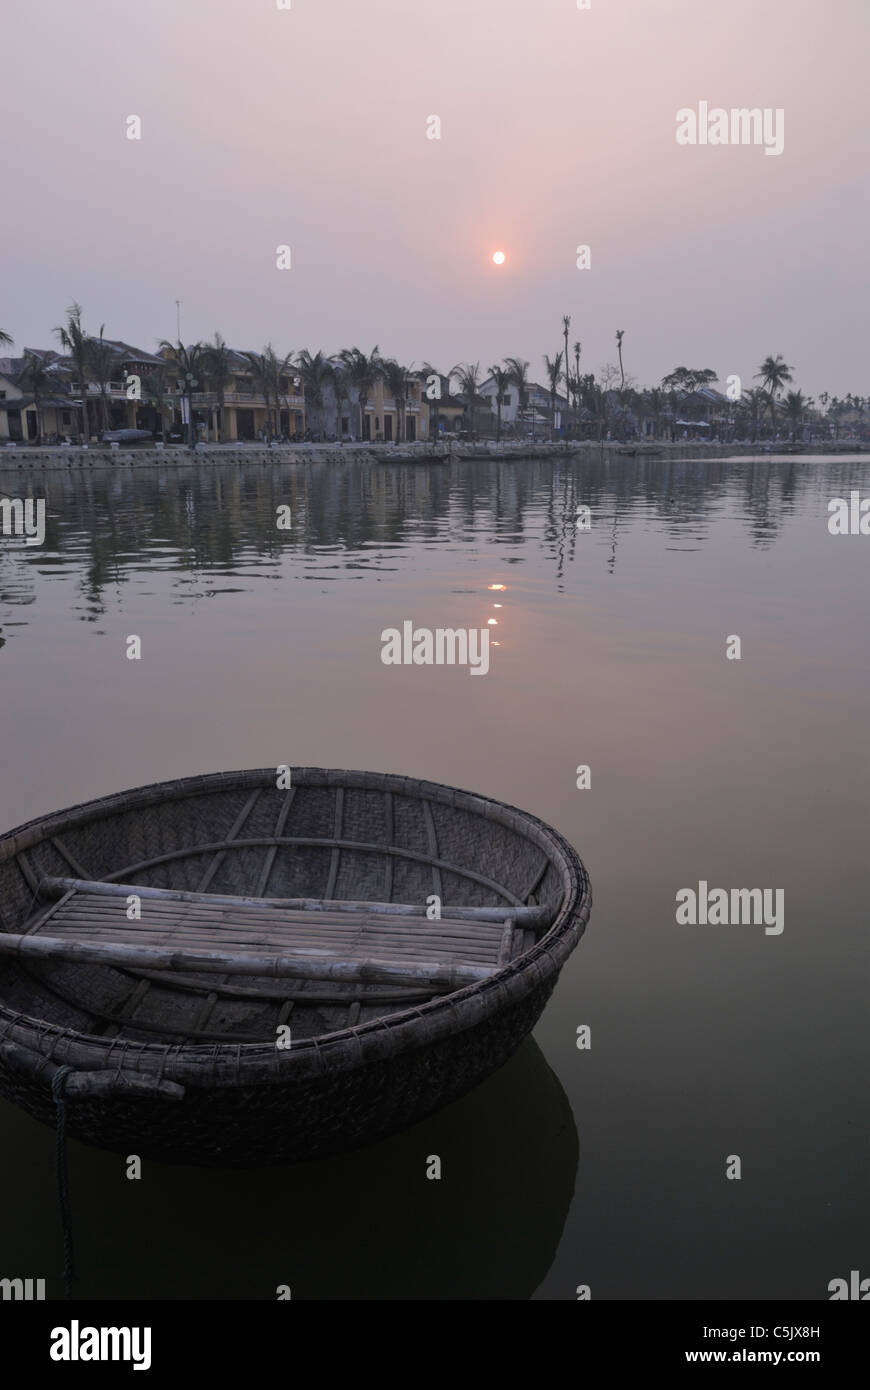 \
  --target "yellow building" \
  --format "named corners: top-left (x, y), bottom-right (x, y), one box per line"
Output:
top-left (414, 372), bottom-right (461, 436)
top-left (0, 353), bottom-right (80, 442)
top-left (363, 372), bottom-right (430, 443)
top-left (161, 348), bottom-right (306, 442)
top-left (0, 379), bottom-right (77, 442)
